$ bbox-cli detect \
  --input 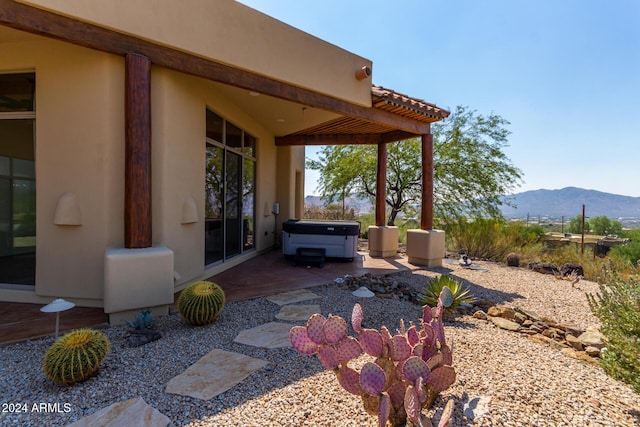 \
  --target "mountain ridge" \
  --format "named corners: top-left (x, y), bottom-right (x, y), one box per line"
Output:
top-left (500, 187), bottom-right (640, 218)
top-left (305, 187), bottom-right (640, 219)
